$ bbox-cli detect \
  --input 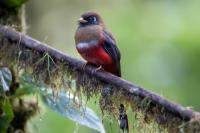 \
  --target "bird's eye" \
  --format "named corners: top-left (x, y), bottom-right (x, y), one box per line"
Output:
top-left (89, 16), bottom-right (97, 22)
top-left (92, 17), bottom-right (97, 22)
